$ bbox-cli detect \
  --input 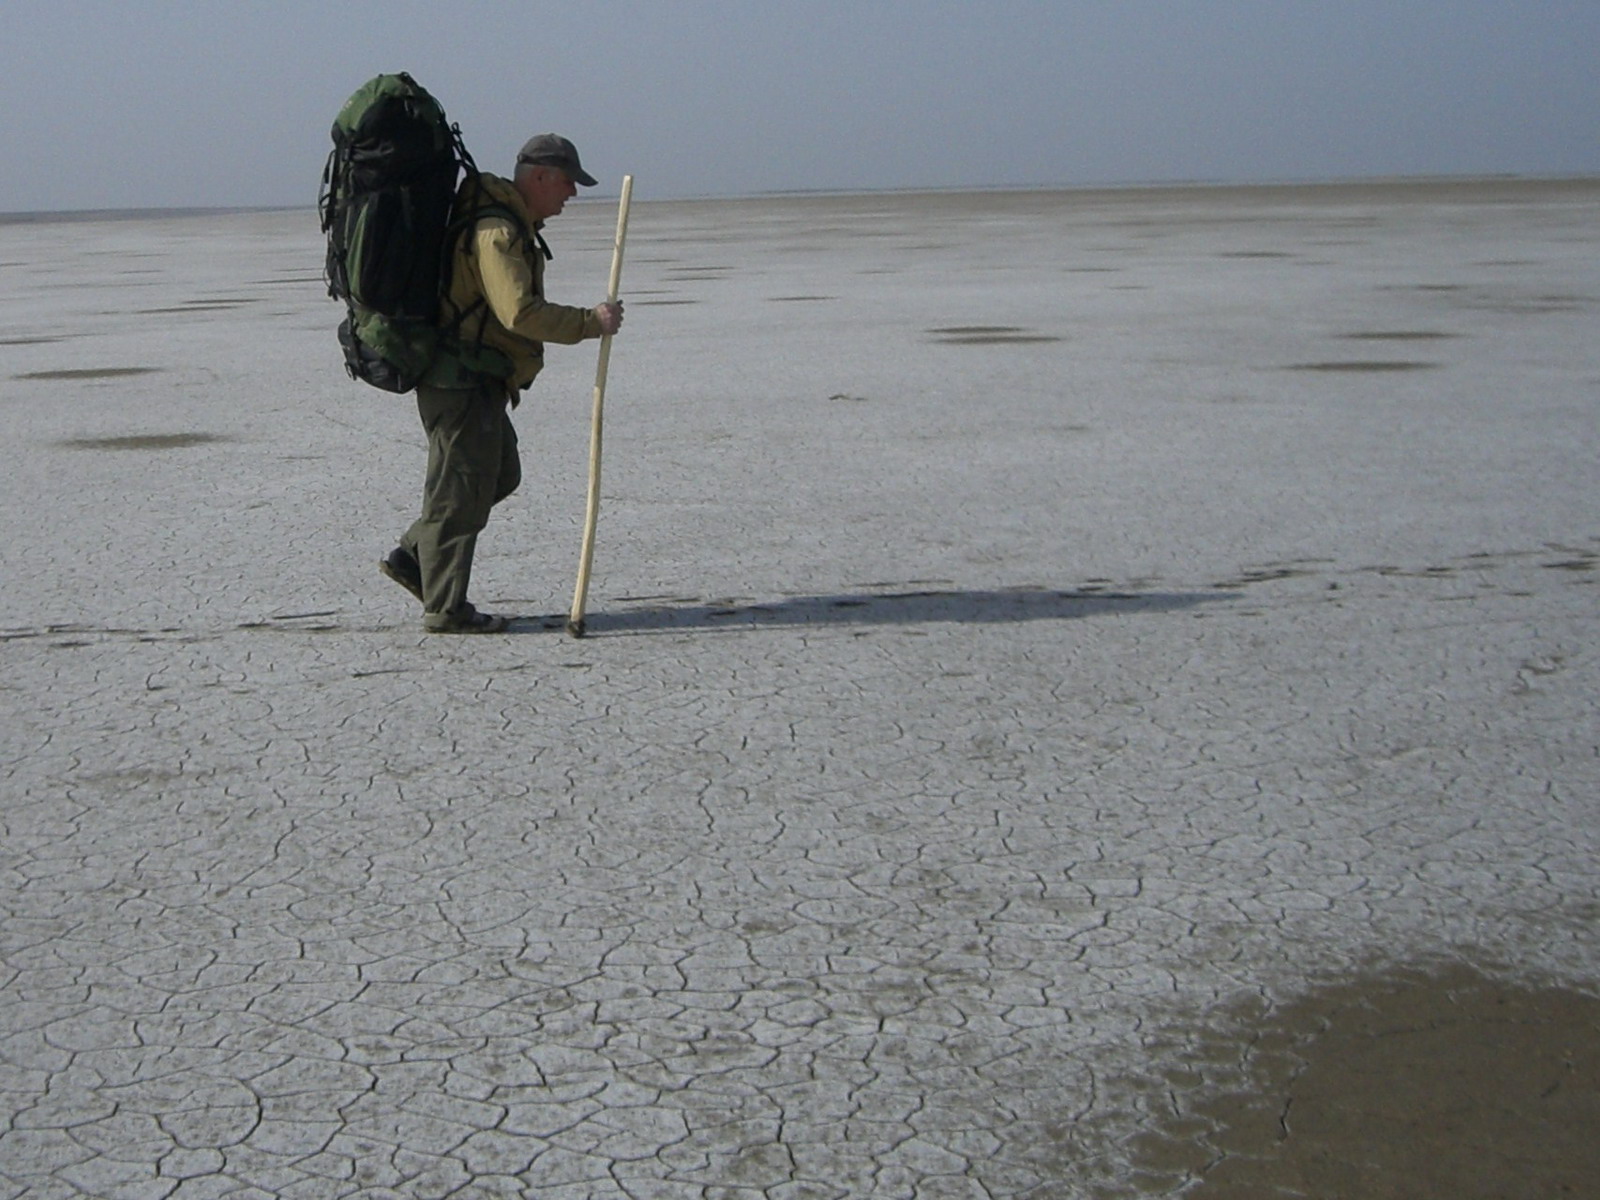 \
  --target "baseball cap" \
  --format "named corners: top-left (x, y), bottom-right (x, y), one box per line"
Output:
top-left (516, 134), bottom-right (598, 187)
